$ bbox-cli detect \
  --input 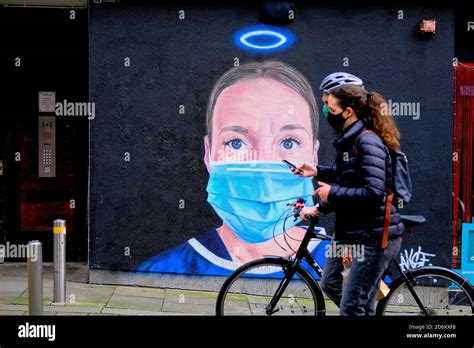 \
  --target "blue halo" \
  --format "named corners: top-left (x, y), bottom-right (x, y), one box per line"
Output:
top-left (233, 24), bottom-right (296, 54)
